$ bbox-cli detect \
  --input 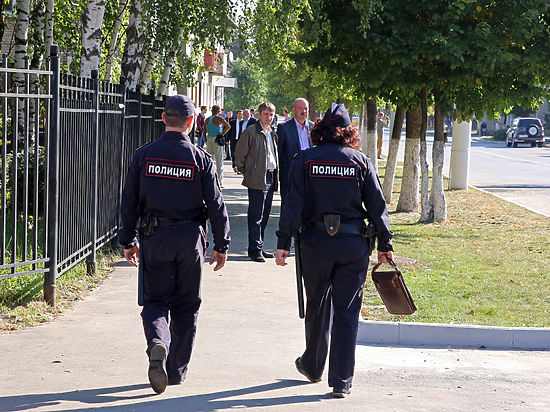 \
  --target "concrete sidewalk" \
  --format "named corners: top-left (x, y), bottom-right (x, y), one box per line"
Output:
top-left (1, 160), bottom-right (550, 411)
